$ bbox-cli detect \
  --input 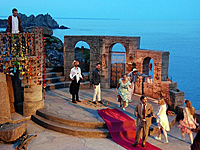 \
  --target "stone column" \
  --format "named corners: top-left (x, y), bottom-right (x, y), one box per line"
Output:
top-left (23, 28), bottom-right (44, 116)
top-left (0, 73), bottom-right (11, 124)
top-left (23, 85), bottom-right (44, 116)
